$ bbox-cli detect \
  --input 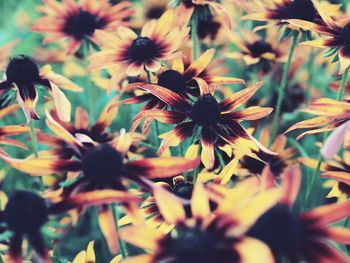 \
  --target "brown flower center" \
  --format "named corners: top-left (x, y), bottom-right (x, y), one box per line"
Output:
top-left (341, 22), bottom-right (350, 45)
top-left (63, 10), bottom-right (107, 40)
top-left (129, 37), bottom-right (158, 62)
top-left (284, 0), bottom-right (316, 22)
top-left (248, 205), bottom-right (302, 254)
top-left (248, 41), bottom-right (273, 58)
top-left (6, 56), bottom-right (40, 85)
top-left (190, 94), bottom-right (221, 126)
top-left (4, 191), bottom-right (48, 234)
top-left (158, 70), bottom-right (187, 93)
top-left (81, 144), bottom-right (124, 188)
